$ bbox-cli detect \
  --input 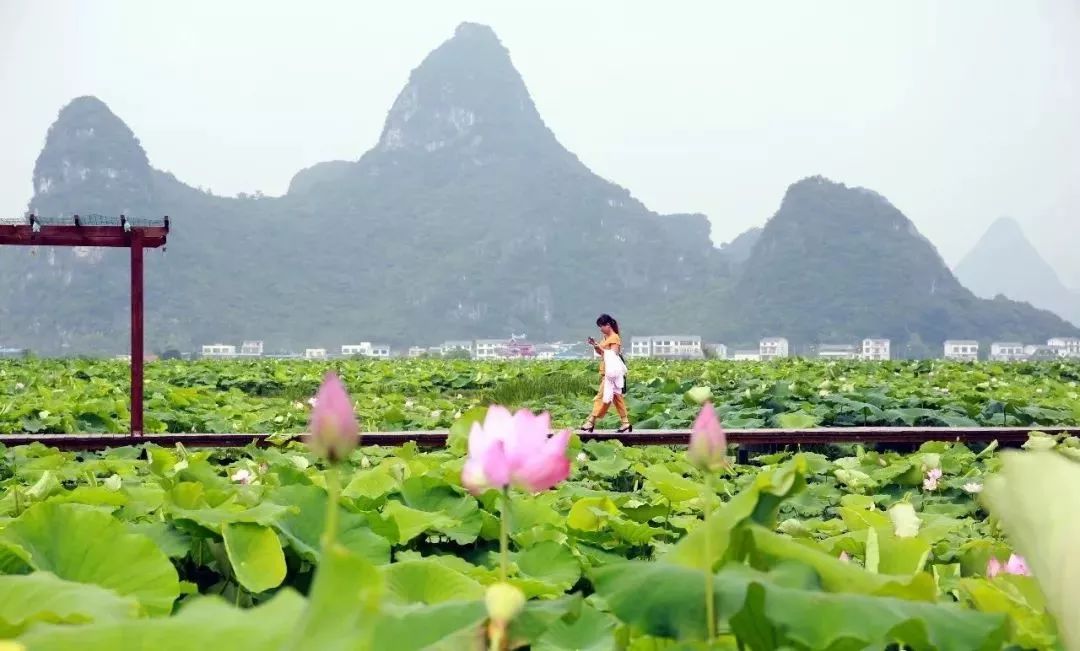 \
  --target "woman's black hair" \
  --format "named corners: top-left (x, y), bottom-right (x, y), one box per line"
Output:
top-left (596, 314), bottom-right (619, 335)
